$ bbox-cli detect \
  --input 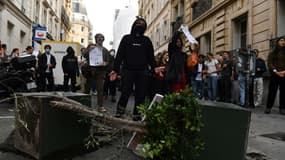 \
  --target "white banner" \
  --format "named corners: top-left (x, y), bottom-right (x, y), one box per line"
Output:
top-left (180, 25), bottom-right (198, 44)
top-left (89, 48), bottom-right (103, 66)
